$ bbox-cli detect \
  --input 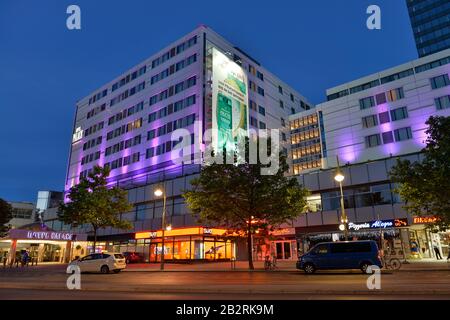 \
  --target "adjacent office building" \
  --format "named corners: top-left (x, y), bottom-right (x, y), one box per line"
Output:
top-left (6, 202), bottom-right (35, 229)
top-left (406, 0), bottom-right (450, 57)
top-left (60, 25), bottom-right (313, 261)
top-left (286, 48), bottom-right (450, 261)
